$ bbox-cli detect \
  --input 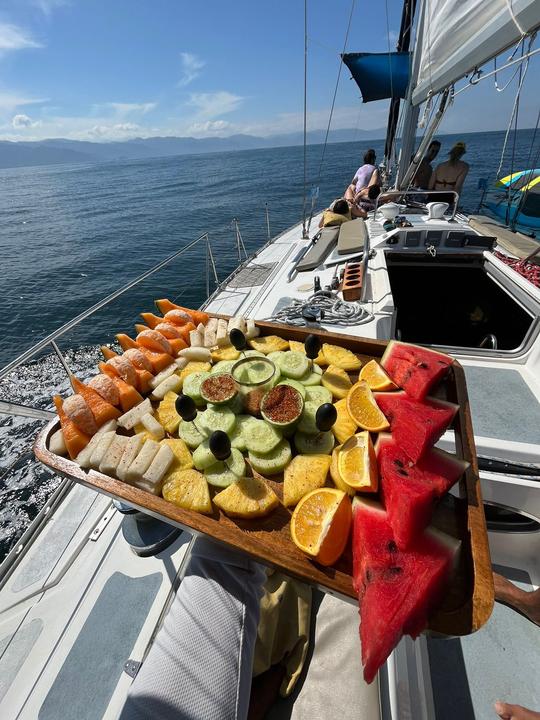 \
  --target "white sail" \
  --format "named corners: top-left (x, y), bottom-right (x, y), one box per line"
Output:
top-left (412, 0), bottom-right (540, 105)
